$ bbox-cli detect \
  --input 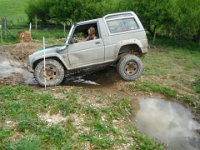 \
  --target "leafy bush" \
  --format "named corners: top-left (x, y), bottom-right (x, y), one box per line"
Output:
top-left (26, 0), bottom-right (200, 44)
